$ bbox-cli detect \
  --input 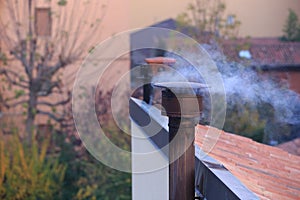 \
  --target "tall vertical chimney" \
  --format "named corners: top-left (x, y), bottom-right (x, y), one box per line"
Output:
top-left (154, 81), bottom-right (205, 200)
